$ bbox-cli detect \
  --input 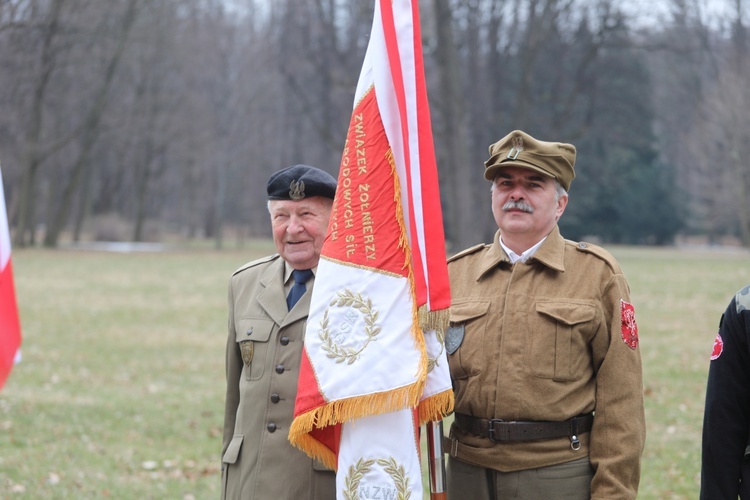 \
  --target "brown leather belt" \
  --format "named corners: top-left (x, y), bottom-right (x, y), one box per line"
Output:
top-left (454, 412), bottom-right (594, 445)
